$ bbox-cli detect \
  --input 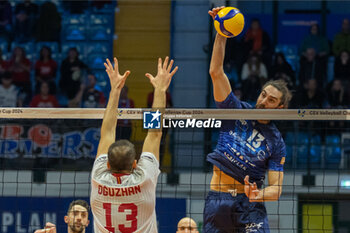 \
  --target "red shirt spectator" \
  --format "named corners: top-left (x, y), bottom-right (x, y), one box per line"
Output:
top-left (30, 81), bottom-right (59, 107)
top-left (8, 46), bottom-right (31, 85)
top-left (35, 46), bottom-right (57, 81)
